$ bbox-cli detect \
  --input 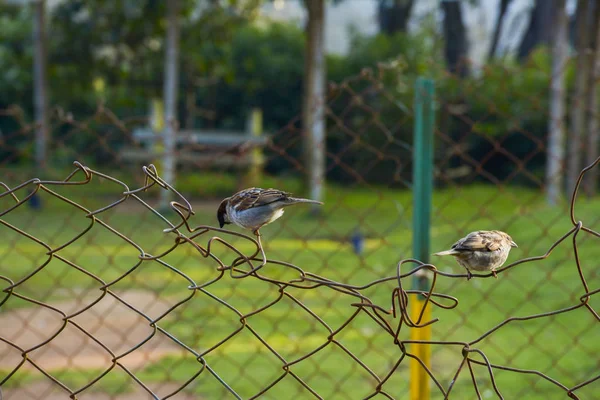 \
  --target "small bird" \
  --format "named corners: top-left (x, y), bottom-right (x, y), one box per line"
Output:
top-left (217, 188), bottom-right (323, 236)
top-left (433, 230), bottom-right (517, 280)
